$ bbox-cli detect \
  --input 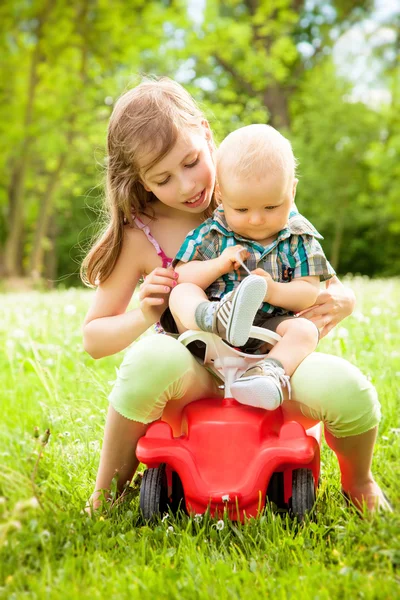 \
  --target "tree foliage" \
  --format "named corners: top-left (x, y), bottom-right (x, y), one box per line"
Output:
top-left (0, 0), bottom-right (399, 285)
